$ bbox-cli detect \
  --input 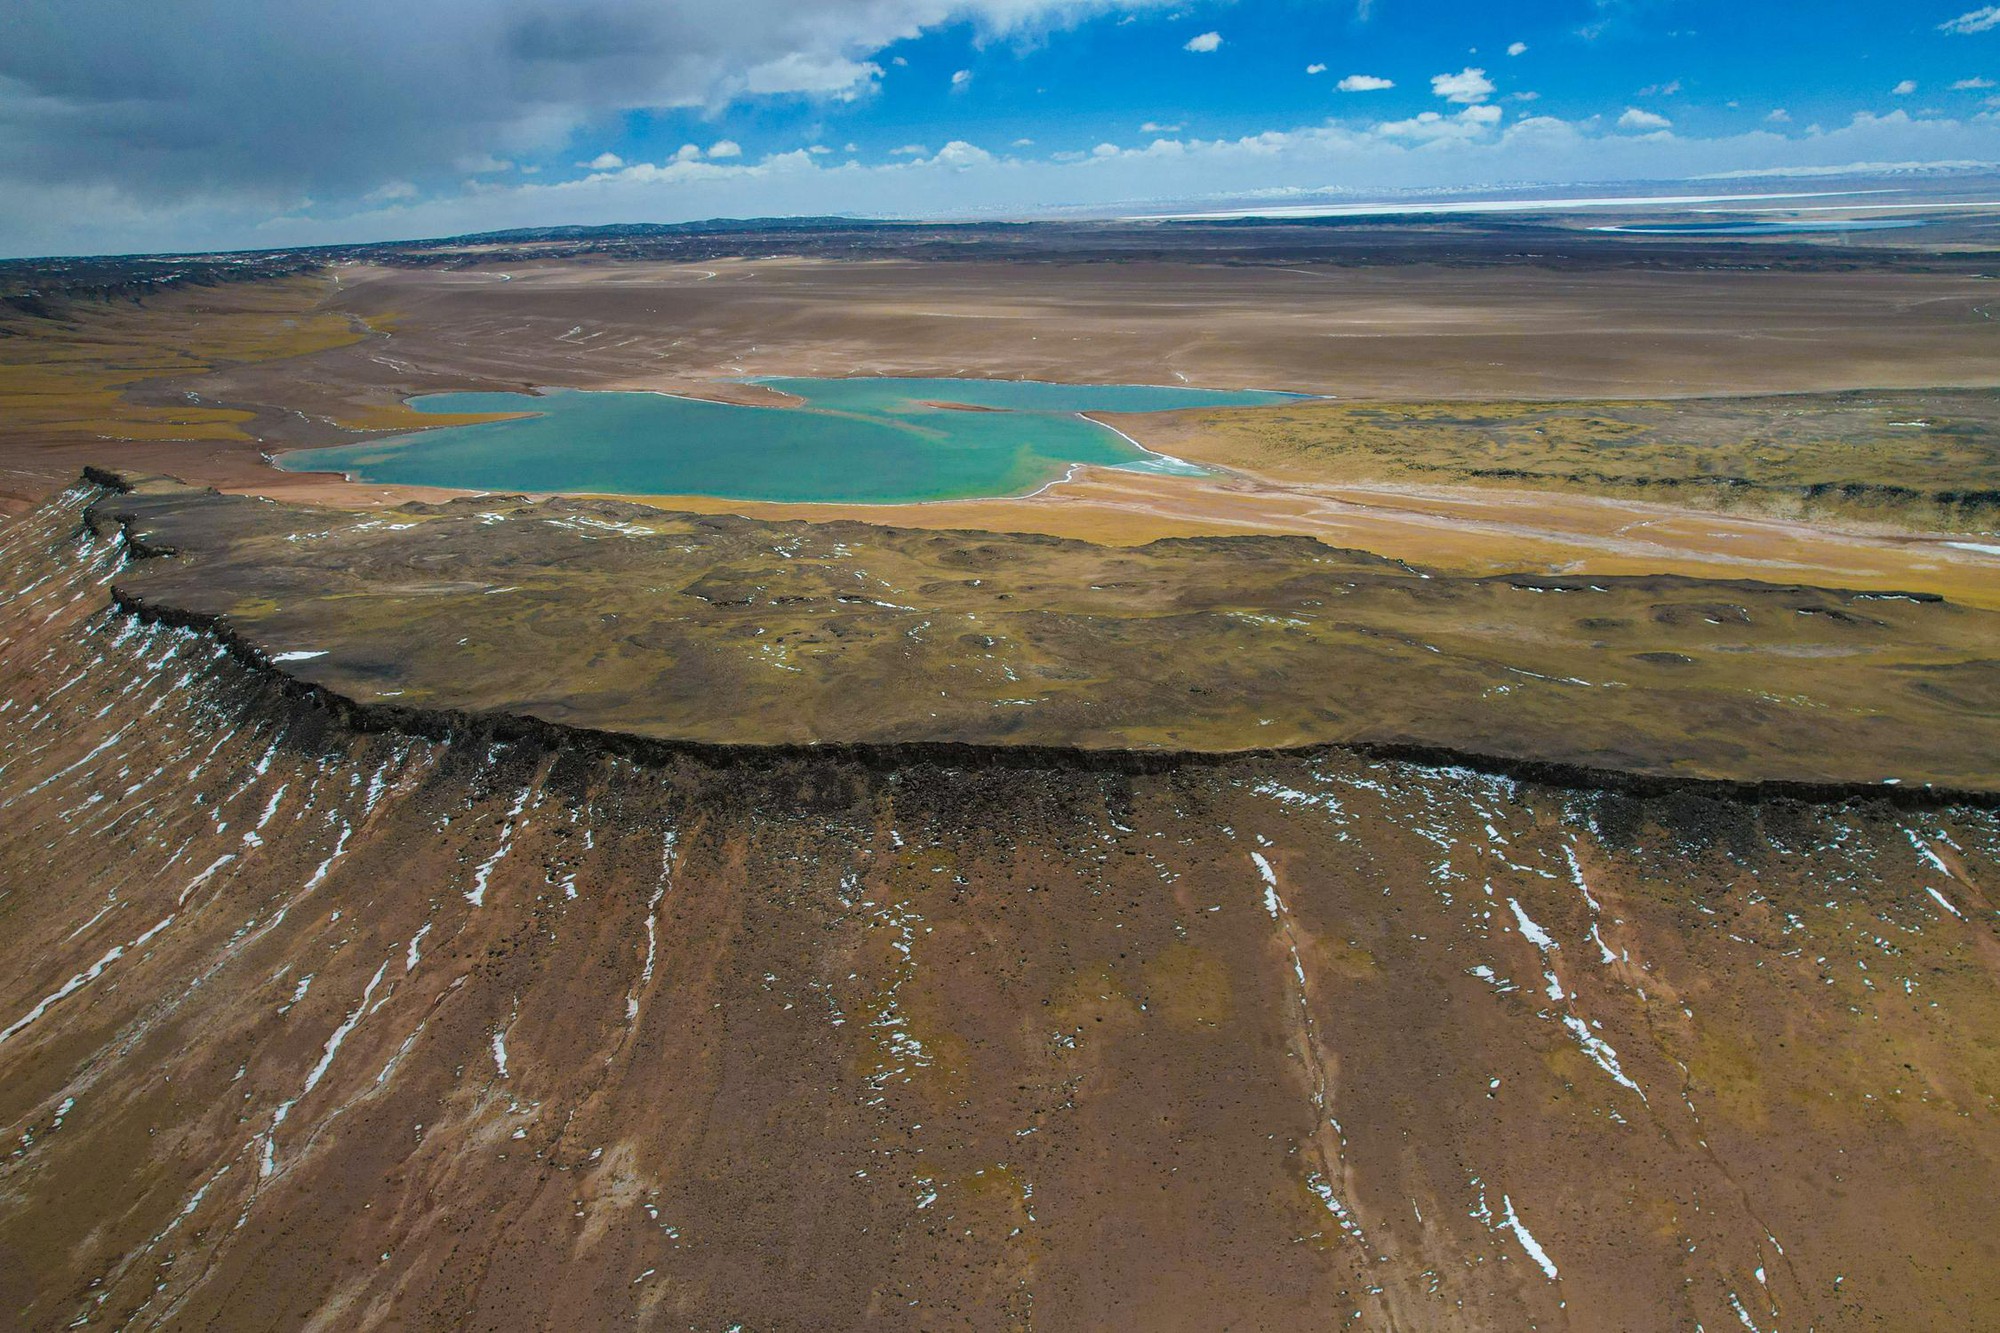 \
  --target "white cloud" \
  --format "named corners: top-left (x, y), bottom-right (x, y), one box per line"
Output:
top-left (1184, 31), bottom-right (1222, 53)
top-left (1893, 80), bottom-right (1919, 95)
top-left (1618, 107), bottom-right (1673, 131)
top-left (1431, 68), bottom-right (1495, 104)
top-left (928, 140), bottom-right (992, 168)
top-left (1140, 121), bottom-right (1182, 133)
top-left (364, 180), bottom-right (418, 202)
top-left (739, 52), bottom-right (883, 101)
top-left (0, 0), bottom-right (1176, 254)
top-left (708, 140), bottom-right (743, 159)
top-left (1012, 137), bottom-right (1035, 147)
top-left (675, 144), bottom-right (705, 163)
top-left (586, 152), bottom-right (625, 170)
top-left (1639, 79), bottom-right (1682, 97)
top-left (1507, 41), bottom-right (1528, 57)
top-left (951, 68), bottom-right (973, 89)
top-left (1378, 104), bottom-right (1503, 142)
top-left (1306, 63), bottom-right (1327, 75)
top-left (1940, 6), bottom-right (2000, 34)
top-left (1767, 108), bottom-right (1791, 123)
top-left (1339, 74), bottom-right (1396, 92)
top-left (890, 143), bottom-right (928, 156)
top-left (1953, 77), bottom-right (1996, 89)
